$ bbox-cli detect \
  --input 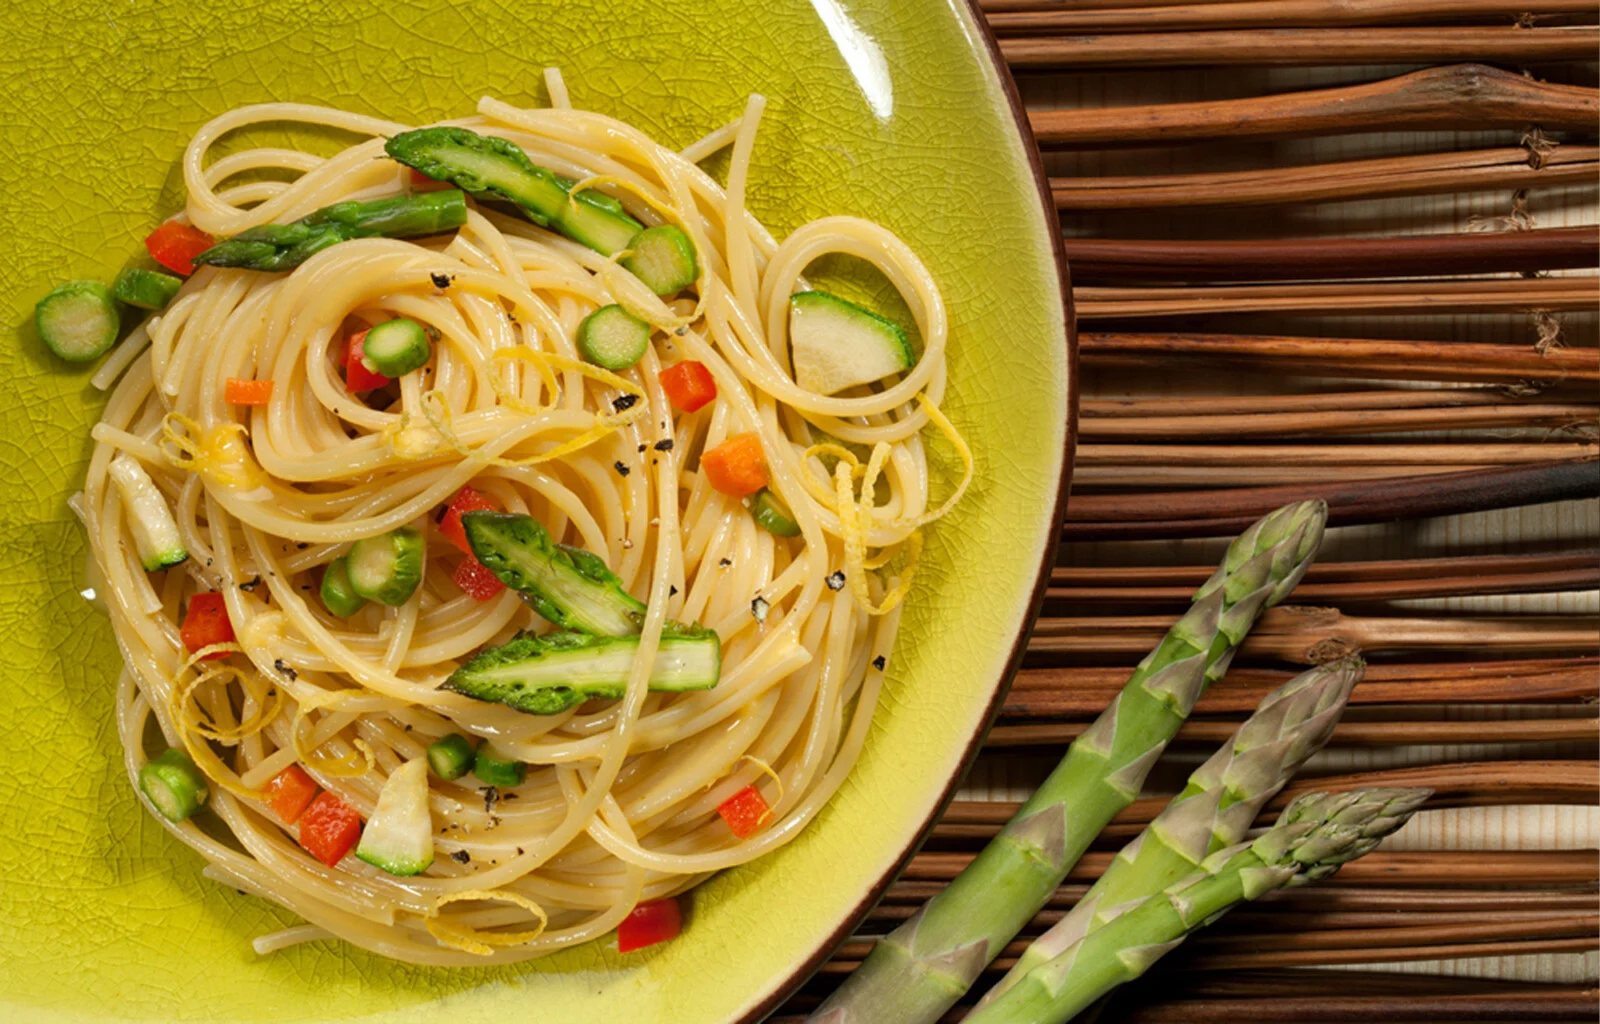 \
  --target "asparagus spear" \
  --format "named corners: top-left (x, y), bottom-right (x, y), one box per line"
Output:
top-left (192, 190), bottom-right (468, 272)
top-left (808, 499), bottom-right (1328, 1024)
top-left (982, 655), bottom-right (1364, 1005)
top-left (385, 126), bottom-right (643, 255)
top-left (965, 787), bottom-right (1432, 1024)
